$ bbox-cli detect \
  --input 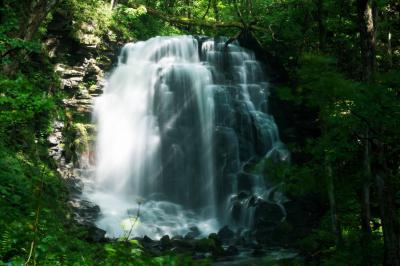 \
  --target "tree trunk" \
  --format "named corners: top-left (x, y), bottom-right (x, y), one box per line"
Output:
top-left (326, 160), bottom-right (342, 245)
top-left (186, 0), bottom-right (192, 19)
top-left (388, 31), bottom-right (392, 67)
top-left (3, 0), bottom-right (60, 75)
top-left (213, 0), bottom-right (220, 22)
top-left (374, 143), bottom-right (400, 266)
top-left (361, 130), bottom-right (372, 266)
top-left (357, 0), bottom-right (377, 82)
top-left (315, 0), bottom-right (326, 52)
top-left (376, 174), bottom-right (400, 266)
top-left (21, 0), bottom-right (60, 41)
top-left (357, 2), bottom-right (400, 265)
top-left (110, 0), bottom-right (118, 10)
